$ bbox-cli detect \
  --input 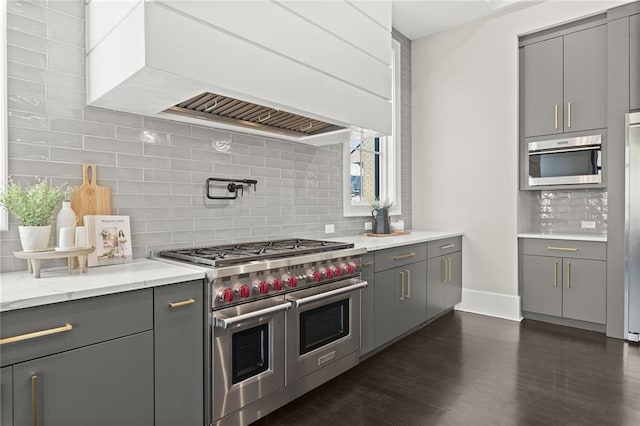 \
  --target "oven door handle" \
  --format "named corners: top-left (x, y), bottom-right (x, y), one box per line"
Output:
top-left (214, 302), bottom-right (292, 329)
top-left (288, 281), bottom-right (368, 308)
